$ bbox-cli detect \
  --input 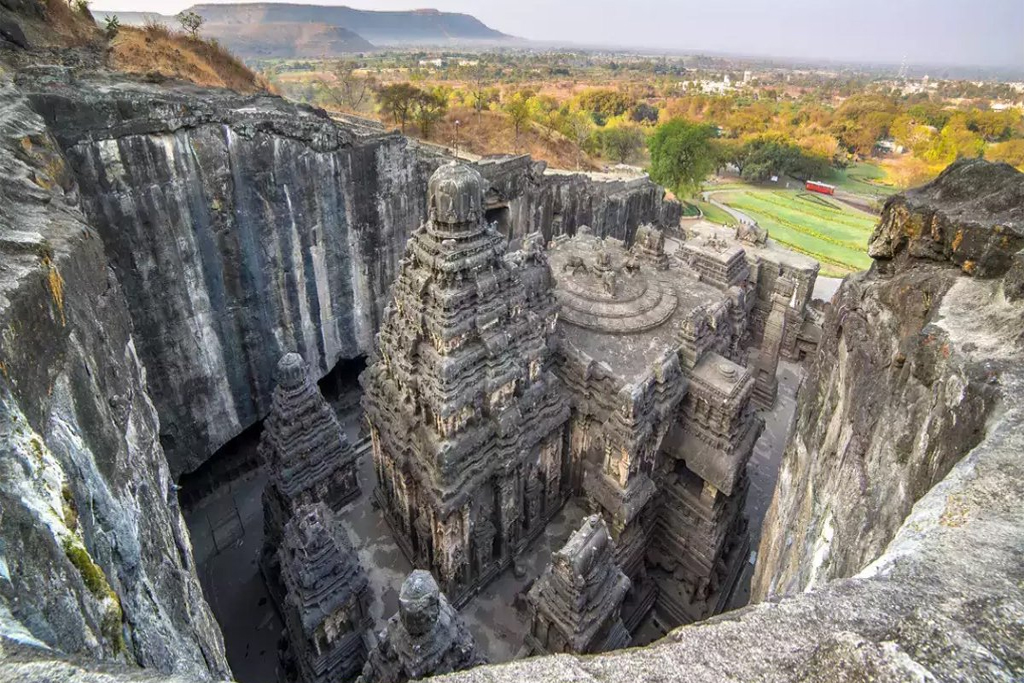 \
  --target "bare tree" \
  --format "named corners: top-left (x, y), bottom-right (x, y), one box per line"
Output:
top-left (469, 65), bottom-right (489, 120)
top-left (321, 61), bottom-right (374, 112)
top-left (566, 111), bottom-right (594, 171)
top-left (177, 10), bottom-right (204, 38)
